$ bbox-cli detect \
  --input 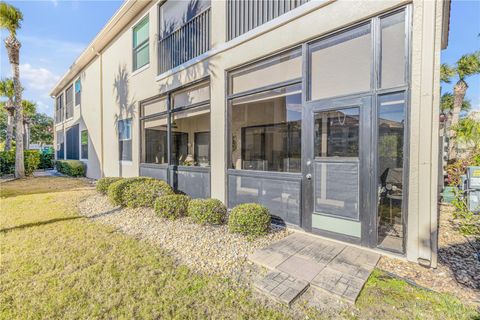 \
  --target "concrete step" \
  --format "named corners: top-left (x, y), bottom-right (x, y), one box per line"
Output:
top-left (254, 271), bottom-right (309, 306)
